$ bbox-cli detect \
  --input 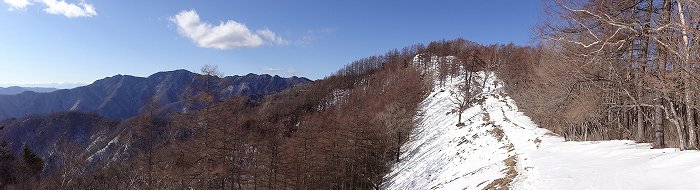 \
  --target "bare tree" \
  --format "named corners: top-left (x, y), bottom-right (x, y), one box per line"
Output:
top-left (377, 103), bottom-right (412, 162)
top-left (450, 71), bottom-right (484, 126)
top-left (537, 0), bottom-right (700, 149)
